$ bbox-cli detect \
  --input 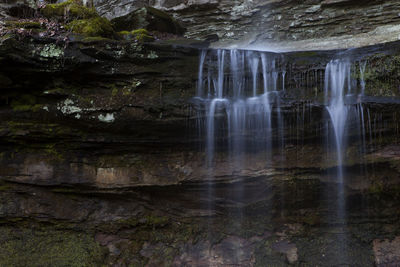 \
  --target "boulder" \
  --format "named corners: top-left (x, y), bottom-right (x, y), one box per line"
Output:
top-left (111, 6), bottom-right (185, 35)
